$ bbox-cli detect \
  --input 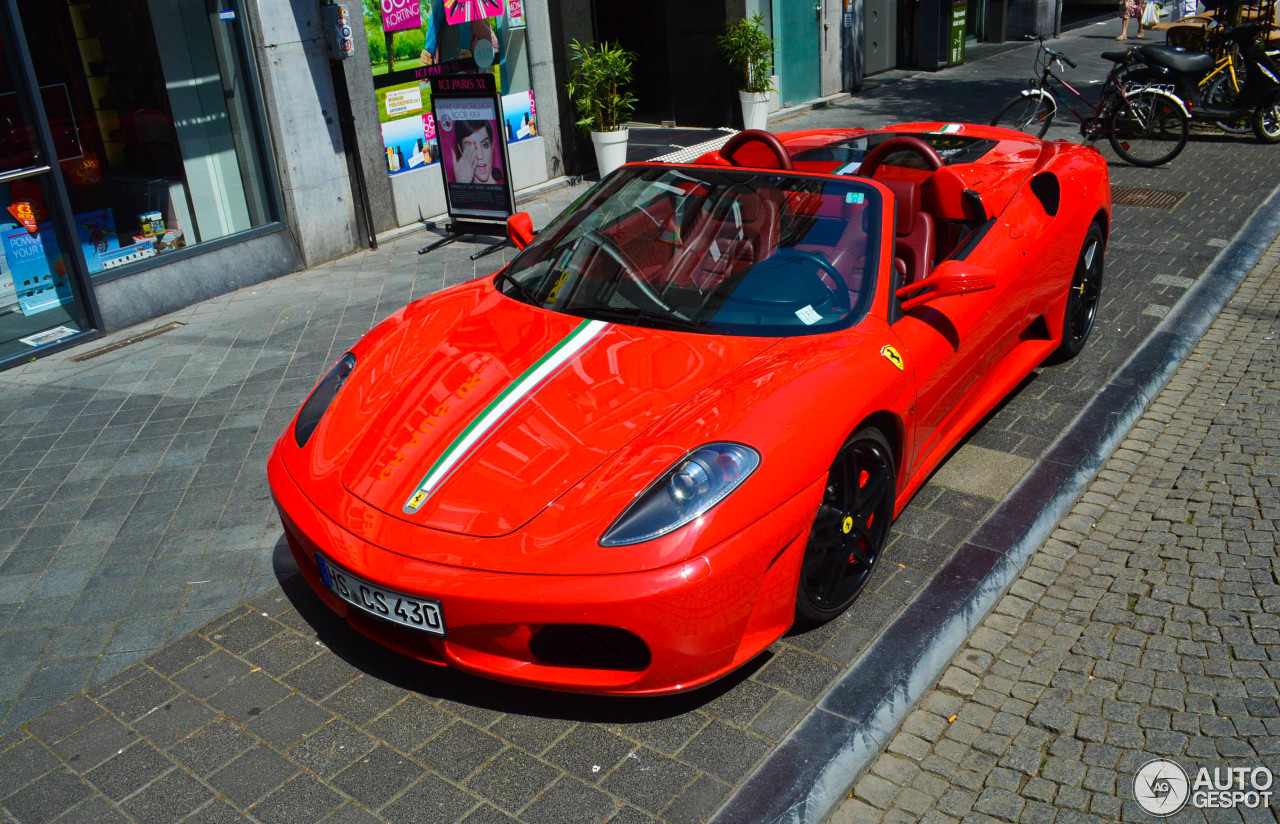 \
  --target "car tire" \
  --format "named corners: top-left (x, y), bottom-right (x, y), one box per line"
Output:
top-left (1049, 222), bottom-right (1105, 364)
top-left (795, 427), bottom-right (896, 625)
